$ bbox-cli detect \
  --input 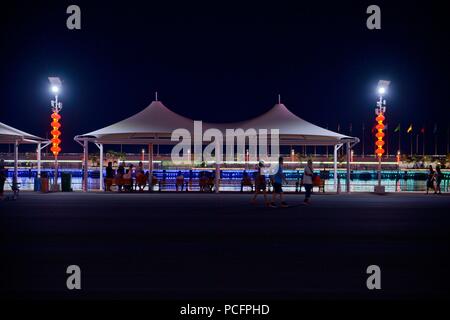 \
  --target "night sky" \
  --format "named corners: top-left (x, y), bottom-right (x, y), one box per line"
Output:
top-left (1, 0), bottom-right (449, 154)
